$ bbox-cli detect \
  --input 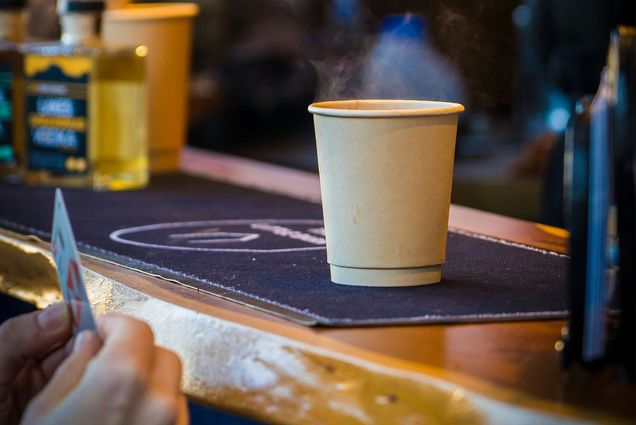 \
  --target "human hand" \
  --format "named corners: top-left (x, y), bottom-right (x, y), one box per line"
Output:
top-left (21, 314), bottom-right (188, 425)
top-left (0, 302), bottom-right (73, 425)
